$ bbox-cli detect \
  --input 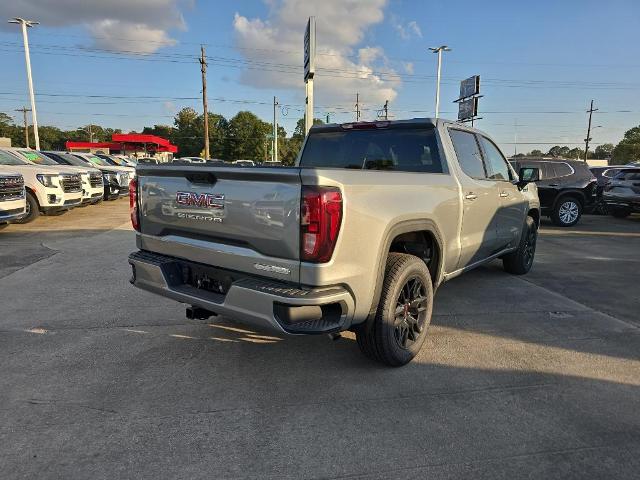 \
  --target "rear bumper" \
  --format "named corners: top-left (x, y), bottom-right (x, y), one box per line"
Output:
top-left (603, 193), bottom-right (640, 211)
top-left (128, 250), bottom-right (355, 335)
